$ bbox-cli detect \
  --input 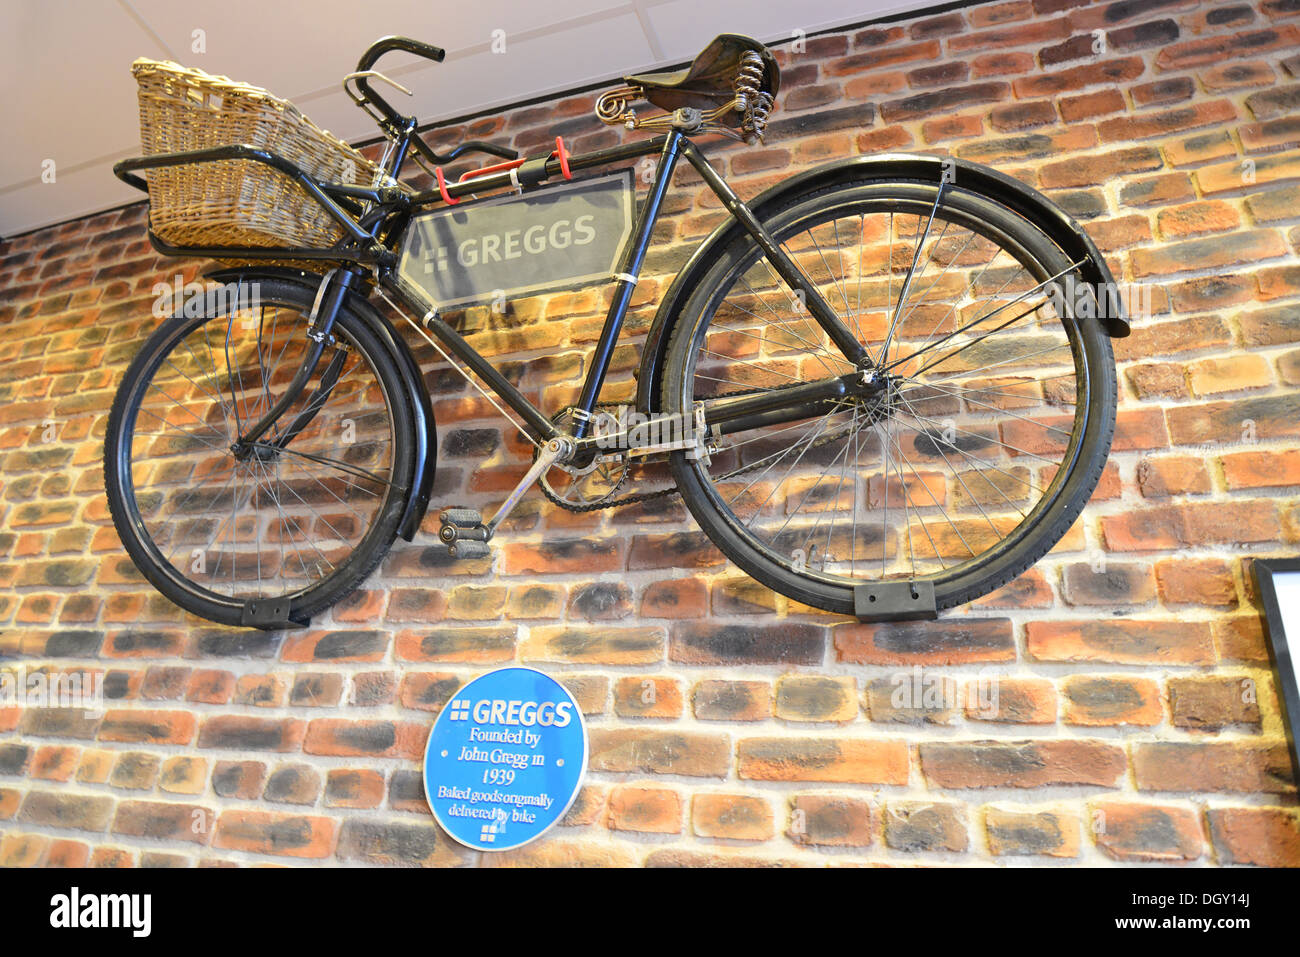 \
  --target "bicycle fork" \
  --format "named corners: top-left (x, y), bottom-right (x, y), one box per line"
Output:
top-left (229, 268), bottom-right (362, 462)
